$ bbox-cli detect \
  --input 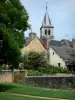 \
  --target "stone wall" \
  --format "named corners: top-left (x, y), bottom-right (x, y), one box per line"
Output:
top-left (13, 70), bottom-right (27, 84)
top-left (0, 70), bottom-right (13, 83)
top-left (25, 75), bottom-right (75, 89)
top-left (0, 70), bottom-right (27, 83)
top-left (1, 70), bottom-right (75, 90)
